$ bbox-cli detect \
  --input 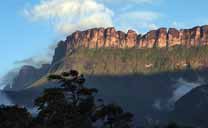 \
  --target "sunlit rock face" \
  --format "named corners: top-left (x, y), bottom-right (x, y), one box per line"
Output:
top-left (201, 25), bottom-right (208, 45)
top-left (54, 25), bottom-right (208, 51)
top-left (157, 28), bottom-right (168, 48)
top-left (49, 25), bottom-right (208, 71)
top-left (168, 28), bottom-right (181, 47)
top-left (65, 27), bottom-right (138, 49)
top-left (126, 30), bottom-right (138, 48)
